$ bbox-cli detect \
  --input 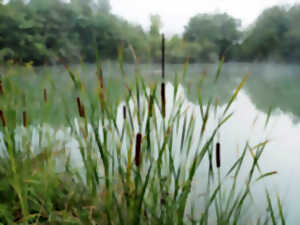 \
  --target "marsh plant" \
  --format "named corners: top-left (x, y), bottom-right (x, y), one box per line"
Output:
top-left (0, 61), bottom-right (285, 225)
